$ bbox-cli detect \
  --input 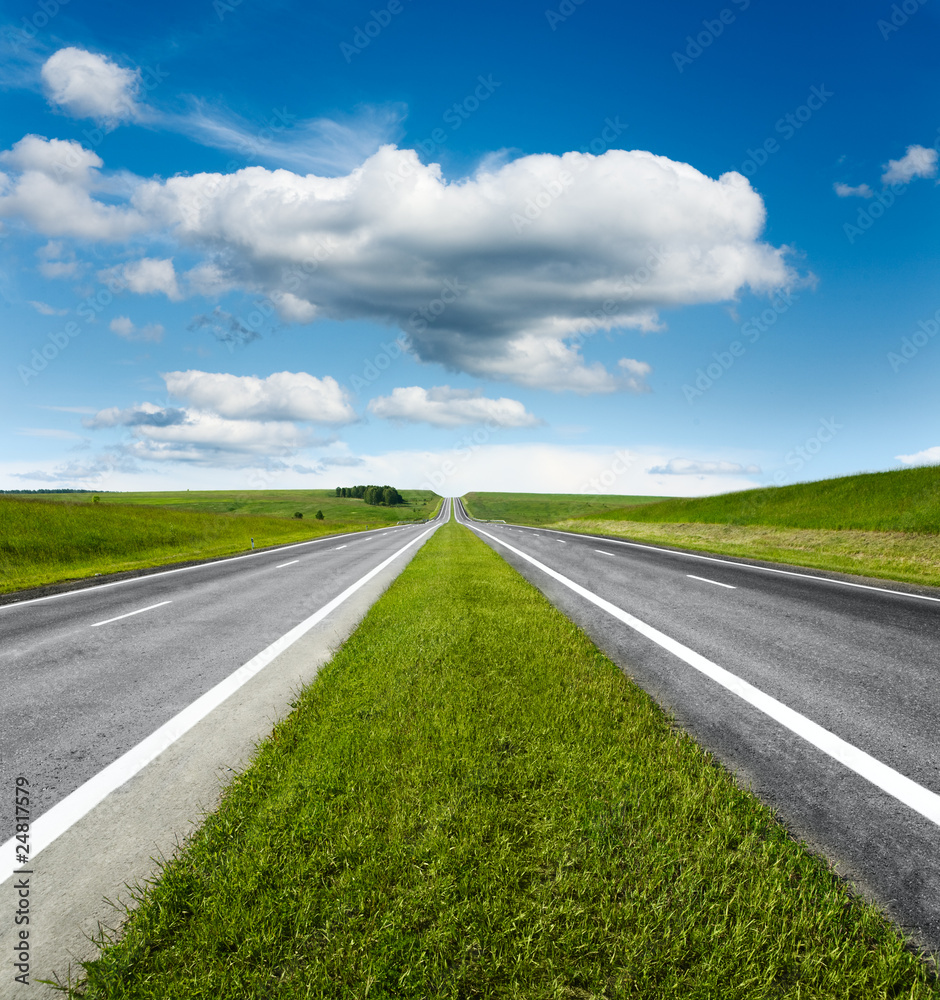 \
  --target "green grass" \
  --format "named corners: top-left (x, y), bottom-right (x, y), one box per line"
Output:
top-left (19, 488), bottom-right (439, 526)
top-left (0, 490), bottom-right (438, 595)
top-left (540, 467), bottom-right (940, 590)
top-left (461, 491), bottom-right (670, 526)
top-left (65, 520), bottom-right (938, 998)
top-left (587, 465), bottom-right (940, 533)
